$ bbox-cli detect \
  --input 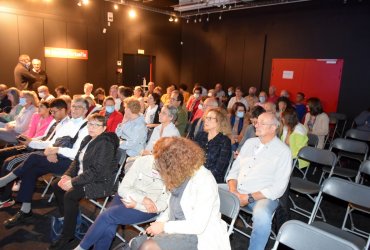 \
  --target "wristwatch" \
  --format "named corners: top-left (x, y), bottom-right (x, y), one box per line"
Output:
top-left (248, 193), bottom-right (255, 203)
